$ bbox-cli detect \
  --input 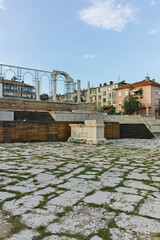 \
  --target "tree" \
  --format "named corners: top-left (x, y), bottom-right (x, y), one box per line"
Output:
top-left (107, 107), bottom-right (116, 115)
top-left (40, 93), bottom-right (49, 101)
top-left (73, 95), bottom-right (86, 103)
top-left (122, 95), bottom-right (140, 115)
